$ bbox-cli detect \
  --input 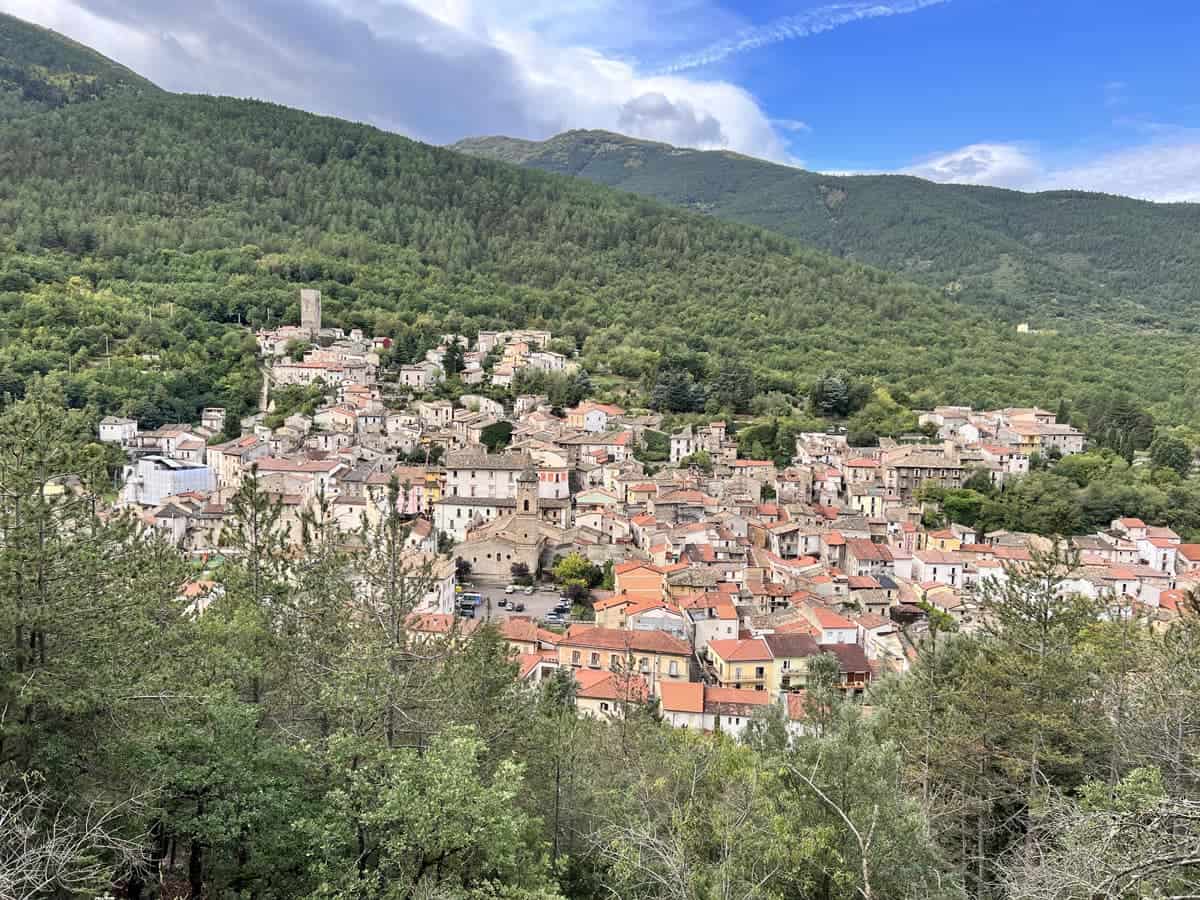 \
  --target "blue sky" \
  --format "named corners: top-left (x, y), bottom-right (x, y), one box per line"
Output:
top-left (4, 0), bottom-right (1198, 199)
top-left (705, 0), bottom-right (1200, 175)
